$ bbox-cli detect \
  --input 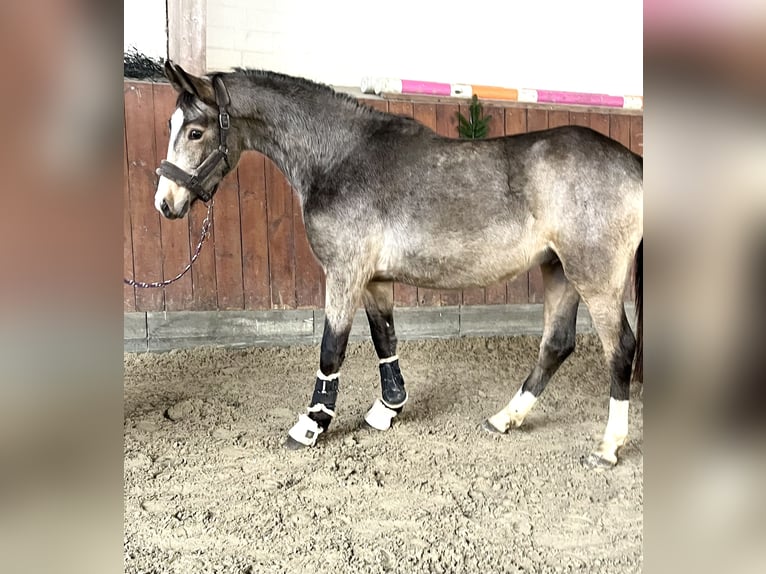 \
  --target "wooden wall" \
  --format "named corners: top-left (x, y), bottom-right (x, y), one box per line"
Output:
top-left (124, 81), bottom-right (643, 312)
